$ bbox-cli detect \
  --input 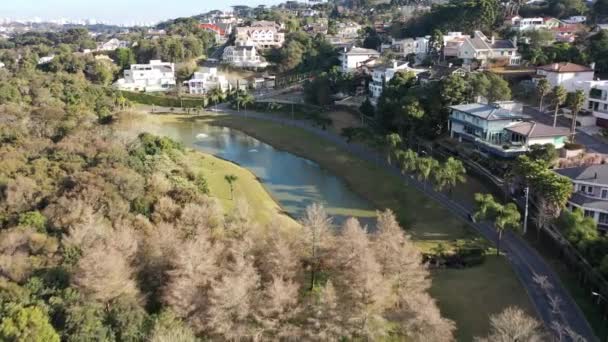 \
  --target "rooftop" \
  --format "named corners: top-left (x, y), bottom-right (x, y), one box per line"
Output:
top-left (504, 121), bottom-right (570, 138)
top-left (342, 47), bottom-right (380, 56)
top-left (449, 103), bottom-right (525, 121)
top-left (555, 164), bottom-right (608, 185)
top-left (537, 62), bottom-right (593, 73)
